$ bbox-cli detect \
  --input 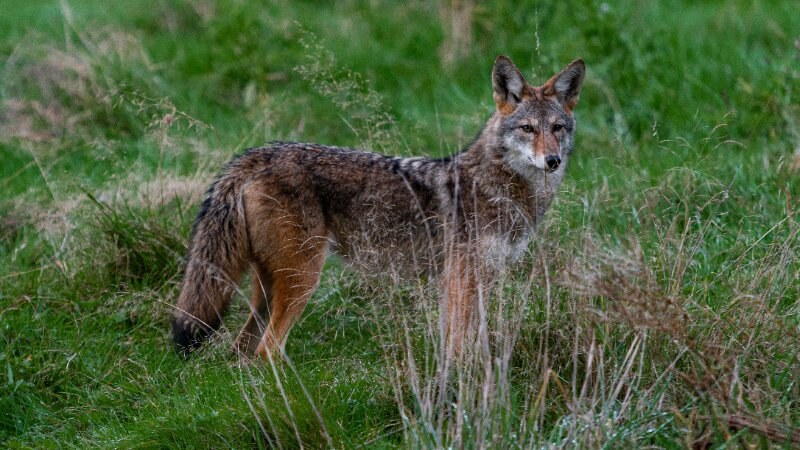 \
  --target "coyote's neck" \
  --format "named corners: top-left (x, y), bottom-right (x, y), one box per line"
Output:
top-left (454, 127), bottom-right (564, 220)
